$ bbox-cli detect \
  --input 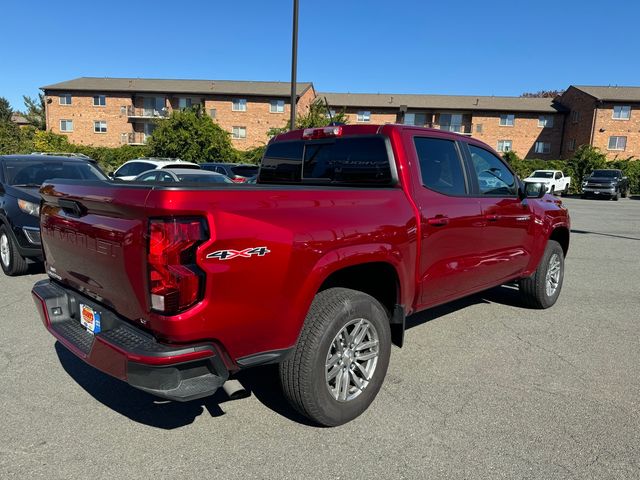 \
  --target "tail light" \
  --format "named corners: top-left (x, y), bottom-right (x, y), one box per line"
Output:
top-left (148, 218), bottom-right (207, 315)
top-left (302, 126), bottom-right (343, 139)
top-left (231, 176), bottom-right (246, 183)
